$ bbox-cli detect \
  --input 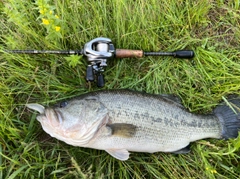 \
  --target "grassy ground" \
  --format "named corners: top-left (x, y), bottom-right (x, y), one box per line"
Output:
top-left (0, 0), bottom-right (240, 178)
